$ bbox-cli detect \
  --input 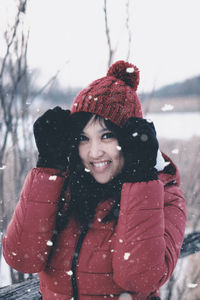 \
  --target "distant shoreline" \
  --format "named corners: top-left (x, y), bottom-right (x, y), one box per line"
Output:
top-left (142, 95), bottom-right (200, 113)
